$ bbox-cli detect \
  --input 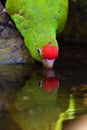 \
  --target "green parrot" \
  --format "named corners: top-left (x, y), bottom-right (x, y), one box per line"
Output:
top-left (4, 0), bottom-right (68, 68)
